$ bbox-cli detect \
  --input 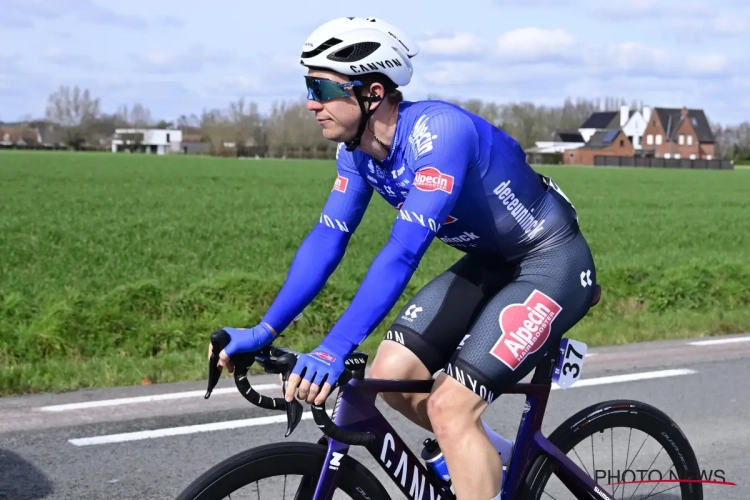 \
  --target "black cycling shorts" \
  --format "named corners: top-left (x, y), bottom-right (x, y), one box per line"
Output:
top-left (382, 229), bottom-right (597, 404)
